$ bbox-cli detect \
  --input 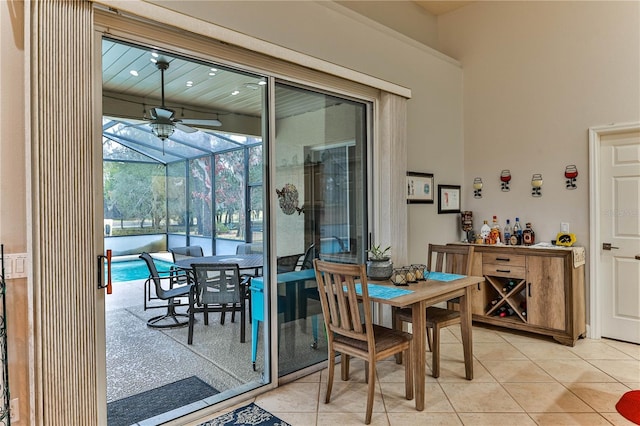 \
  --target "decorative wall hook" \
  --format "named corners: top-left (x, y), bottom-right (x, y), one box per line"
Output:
top-left (473, 177), bottom-right (483, 198)
top-left (531, 174), bottom-right (543, 197)
top-left (565, 165), bottom-right (578, 189)
top-left (500, 170), bottom-right (511, 191)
